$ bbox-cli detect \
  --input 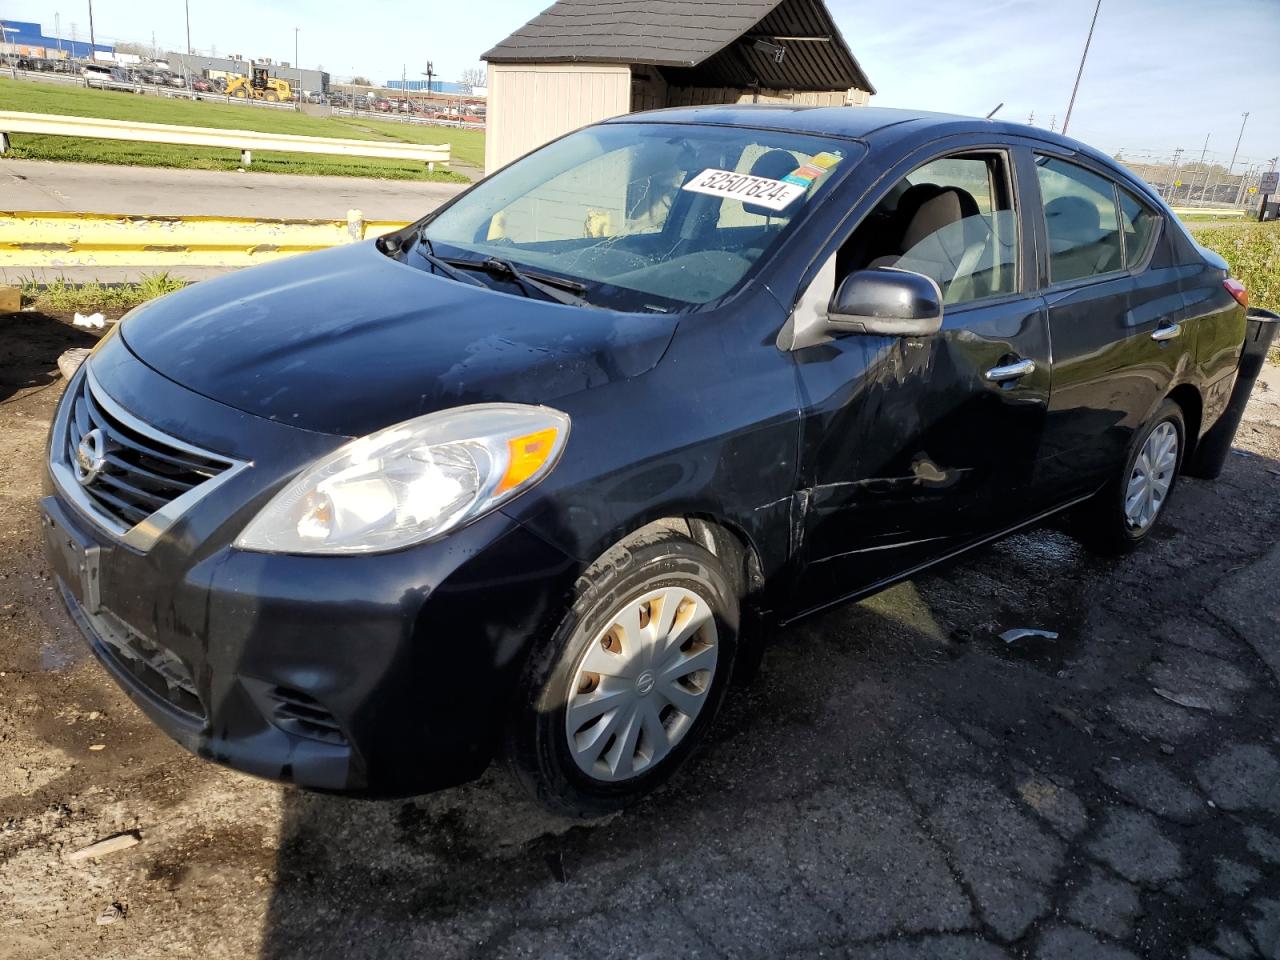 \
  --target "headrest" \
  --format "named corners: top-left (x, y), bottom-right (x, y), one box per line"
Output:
top-left (744, 150), bottom-right (802, 218)
top-left (900, 186), bottom-right (980, 252)
top-left (1045, 195), bottom-right (1102, 242)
